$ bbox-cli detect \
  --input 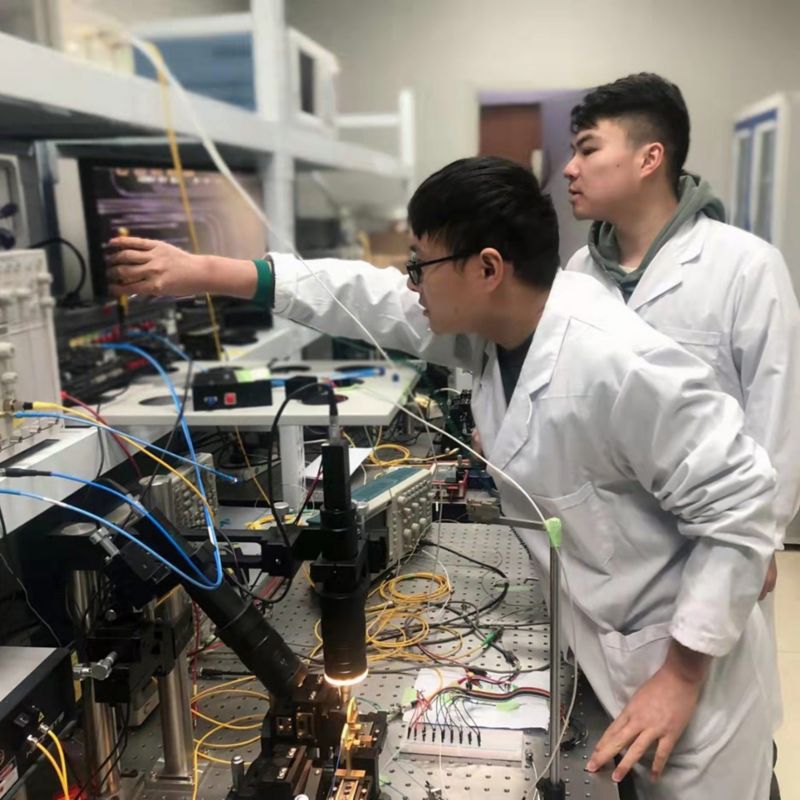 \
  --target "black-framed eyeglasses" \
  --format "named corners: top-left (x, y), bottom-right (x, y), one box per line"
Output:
top-left (405, 252), bottom-right (473, 286)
